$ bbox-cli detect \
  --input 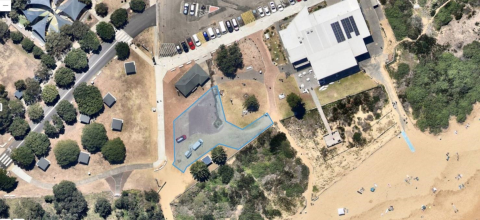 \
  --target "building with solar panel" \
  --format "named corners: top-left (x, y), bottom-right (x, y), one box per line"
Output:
top-left (279, 0), bottom-right (373, 85)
